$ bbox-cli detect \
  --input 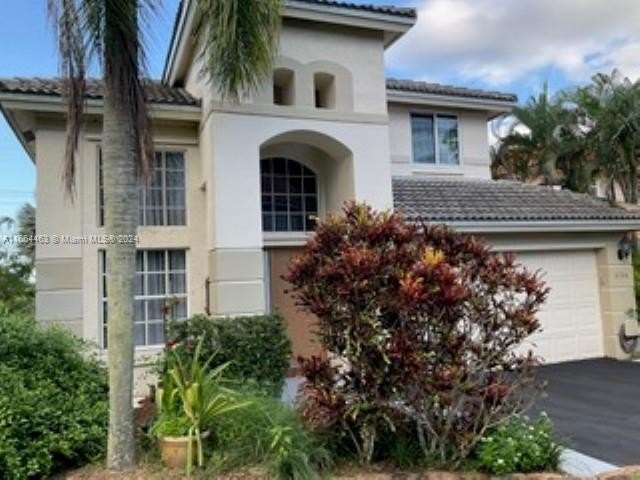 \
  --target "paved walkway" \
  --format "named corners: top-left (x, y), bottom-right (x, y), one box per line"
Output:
top-left (532, 358), bottom-right (640, 466)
